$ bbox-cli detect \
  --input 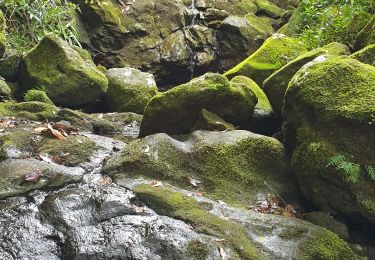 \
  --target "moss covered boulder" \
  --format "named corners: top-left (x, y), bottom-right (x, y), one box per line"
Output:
top-left (0, 10), bottom-right (5, 58)
top-left (305, 211), bottom-right (349, 240)
top-left (105, 68), bottom-right (158, 114)
top-left (19, 35), bottom-right (108, 107)
top-left (284, 56), bottom-right (375, 226)
top-left (139, 73), bottom-right (257, 137)
top-left (192, 108), bottom-right (236, 132)
top-left (224, 34), bottom-right (308, 85)
top-left (0, 49), bottom-right (21, 81)
top-left (0, 101), bottom-right (58, 121)
top-left (263, 42), bottom-right (350, 116)
top-left (351, 44), bottom-right (375, 66)
top-left (104, 130), bottom-right (299, 207)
